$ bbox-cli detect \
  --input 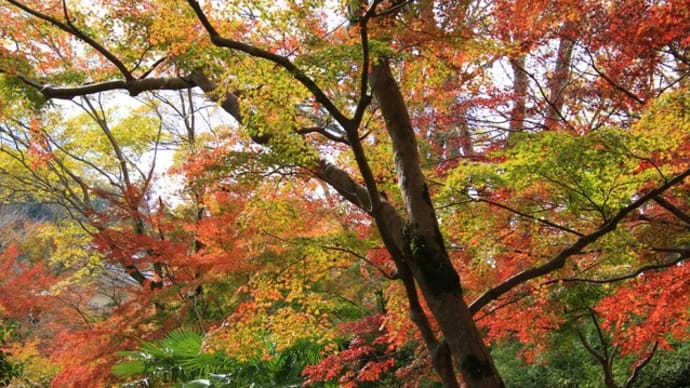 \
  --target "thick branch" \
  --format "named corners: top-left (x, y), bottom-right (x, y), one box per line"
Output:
top-left (16, 71), bottom-right (248, 125)
top-left (653, 195), bottom-right (690, 225)
top-left (372, 56), bottom-right (503, 386)
top-left (548, 248), bottom-right (689, 285)
top-left (398, 262), bottom-right (459, 388)
top-left (188, 70), bottom-right (242, 124)
top-left (315, 160), bottom-right (407, 252)
top-left (296, 126), bottom-right (348, 144)
top-left (186, 0), bottom-right (351, 128)
top-left (470, 166), bottom-right (690, 314)
top-left (19, 76), bottom-right (196, 100)
top-left (315, 159), bottom-right (457, 385)
top-left (315, 160), bottom-right (374, 213)
top-left (6, 0), bottom-right (133, 79)
top-left (545, 32), bottom-right (575, 129)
